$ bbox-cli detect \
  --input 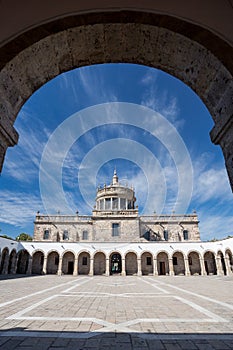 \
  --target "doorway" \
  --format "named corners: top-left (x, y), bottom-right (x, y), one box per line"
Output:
top-left (68, 261), bottom-right (74, 275)
top-left (110, 253), bottom-right (122, 274)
